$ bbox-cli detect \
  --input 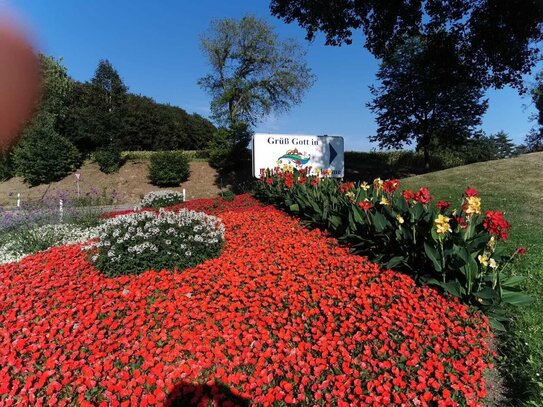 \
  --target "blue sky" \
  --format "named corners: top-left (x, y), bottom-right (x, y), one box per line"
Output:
top-left (4, 0), bottom-right (539, 151)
